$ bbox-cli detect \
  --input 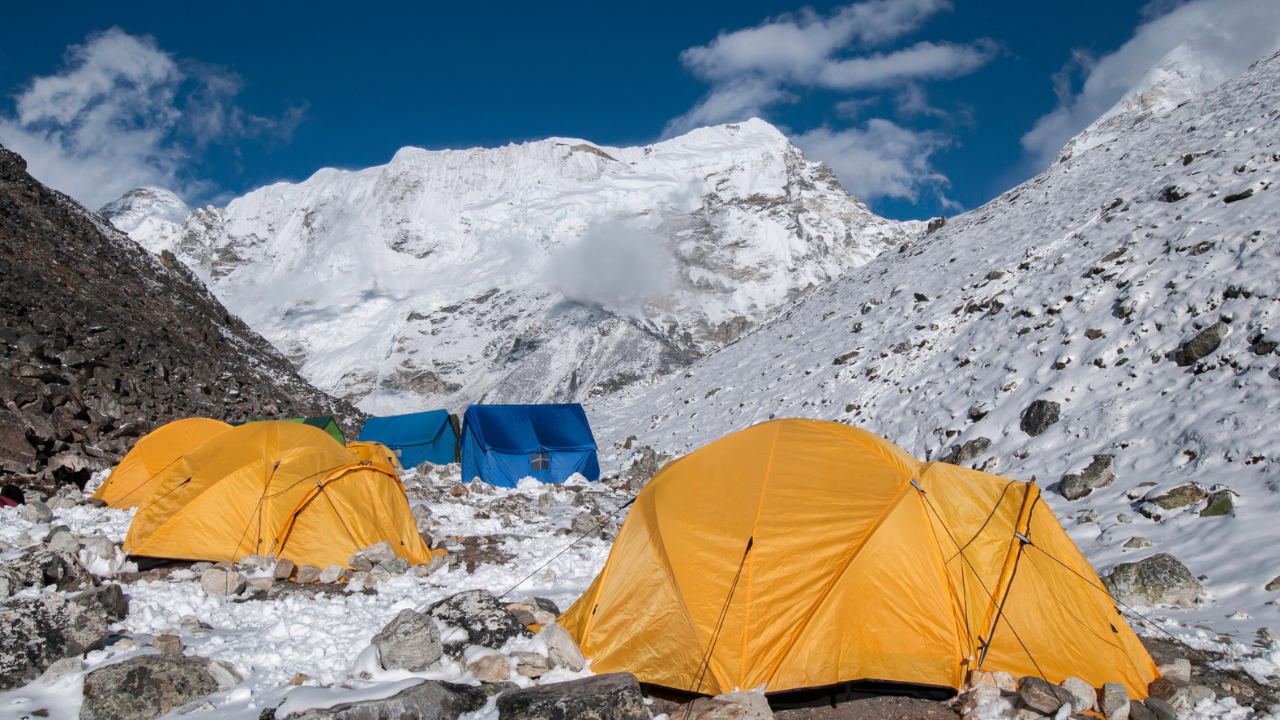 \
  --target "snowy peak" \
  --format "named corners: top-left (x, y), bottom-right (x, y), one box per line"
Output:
top-left (98, 187), bottom-right (191, 252)
top-left (106, 119), bottom-right (920, 413)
